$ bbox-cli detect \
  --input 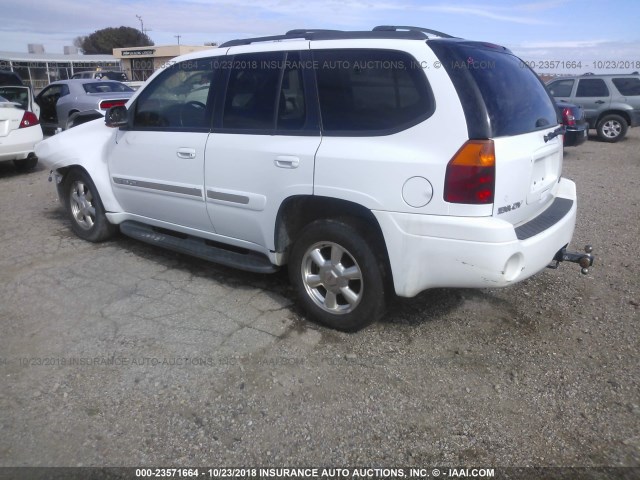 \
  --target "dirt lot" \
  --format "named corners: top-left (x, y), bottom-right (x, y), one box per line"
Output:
top-left (0, 129), bottom-right (638, 473)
